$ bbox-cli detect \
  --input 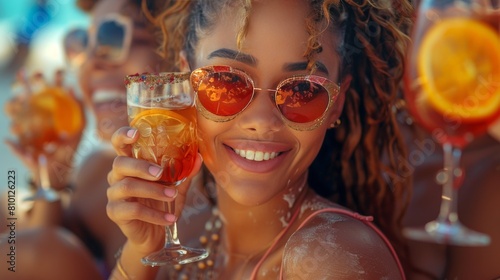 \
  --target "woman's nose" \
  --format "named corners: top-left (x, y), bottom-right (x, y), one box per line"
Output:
top-left (236, 89), bottom-right (284, 134)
